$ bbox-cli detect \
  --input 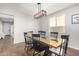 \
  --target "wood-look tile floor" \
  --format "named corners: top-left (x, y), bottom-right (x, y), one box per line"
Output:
top-left (0, 35), bottom-right (79, 56)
